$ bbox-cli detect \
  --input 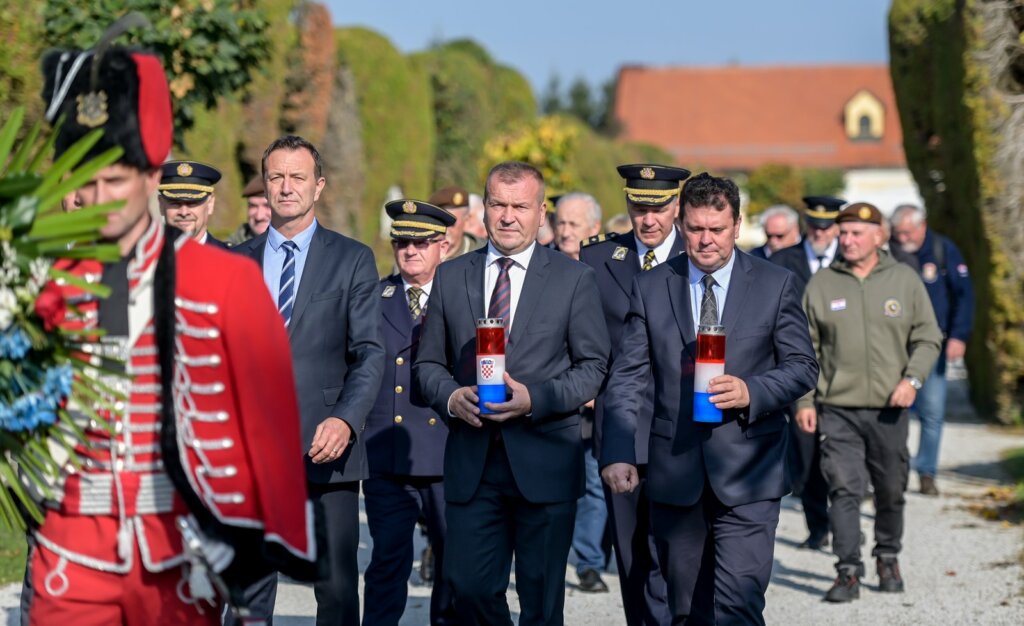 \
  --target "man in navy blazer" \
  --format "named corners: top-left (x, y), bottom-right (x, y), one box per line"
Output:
top-left (601, 173), bottom-right (818, 625)
top-left (414, 161), bottom-right (610, 626)
top-left (233, 135), bottom-right (385, 625)
top-left (362, 199), bottom-right (457, 625)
